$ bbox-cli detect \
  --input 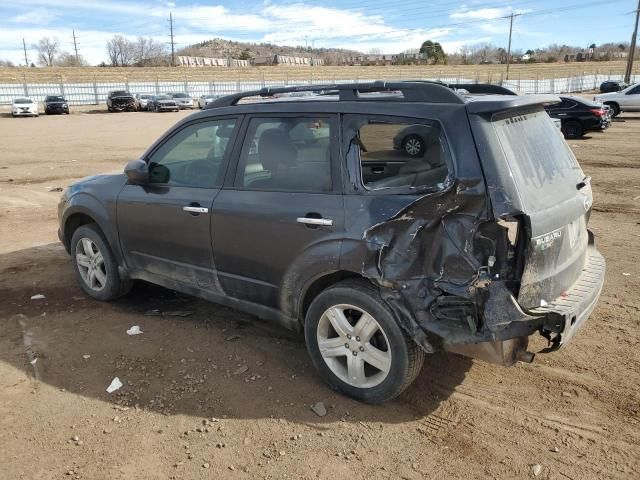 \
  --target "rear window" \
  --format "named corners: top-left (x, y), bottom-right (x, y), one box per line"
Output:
top-left (492, 109), bottom-right (584, 211)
